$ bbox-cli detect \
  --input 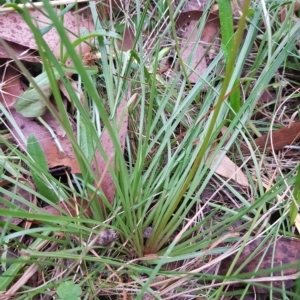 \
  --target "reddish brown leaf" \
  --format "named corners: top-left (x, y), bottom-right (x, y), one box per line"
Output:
top-left (120, 25), bottom-right (135, 51)
top-left (280, 1), bottom-right (300, 23)
top-left (0, 10), bottom-right (93, 61)
top-left (0, 40), bottom-right (40, 62)
top-left (220, 236), bottom-right (300, 293)
top-left (178, 0), bottom-right (207, 12)
top-left (251, 89), bottom-right (276, 120)
top-left (176, 11), bottom-right (220, 83)
top-left (41, 108), bottom-right (83, 173)
top-left (8, 86), bottom-right (129, 206)
top-left (93, 92), bottom-right (129, 204)
top-left (241, 122), bottom-right (300, 154)
top-left (58, 79), bottom-right (81, 103)
top-left (8, 108), bottom-right (82, 173)
top-left (0, 61), bottom-right (24, 108)
top-left (258, 89), bottom-right (276, 104)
